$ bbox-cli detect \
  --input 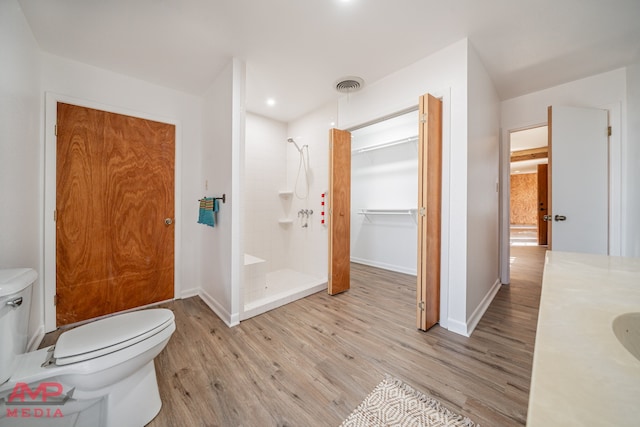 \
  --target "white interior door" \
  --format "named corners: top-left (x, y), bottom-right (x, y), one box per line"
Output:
top-left (550, 105), bottom-right (608, 254)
